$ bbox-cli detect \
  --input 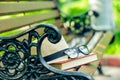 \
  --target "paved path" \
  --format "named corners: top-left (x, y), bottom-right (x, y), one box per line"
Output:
top-left (93, 66), bottom-right (120, 80)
